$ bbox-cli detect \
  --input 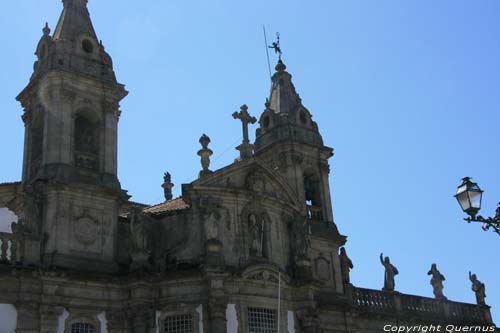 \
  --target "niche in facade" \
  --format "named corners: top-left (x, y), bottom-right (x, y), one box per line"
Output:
top-left (74, 110), bottom-right (100, 170)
